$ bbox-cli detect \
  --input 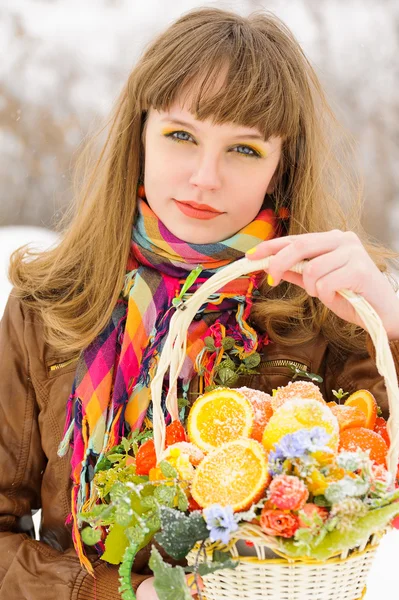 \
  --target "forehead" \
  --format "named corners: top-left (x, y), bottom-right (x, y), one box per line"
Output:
top-left (150, 101), bottom-right (267, 139)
